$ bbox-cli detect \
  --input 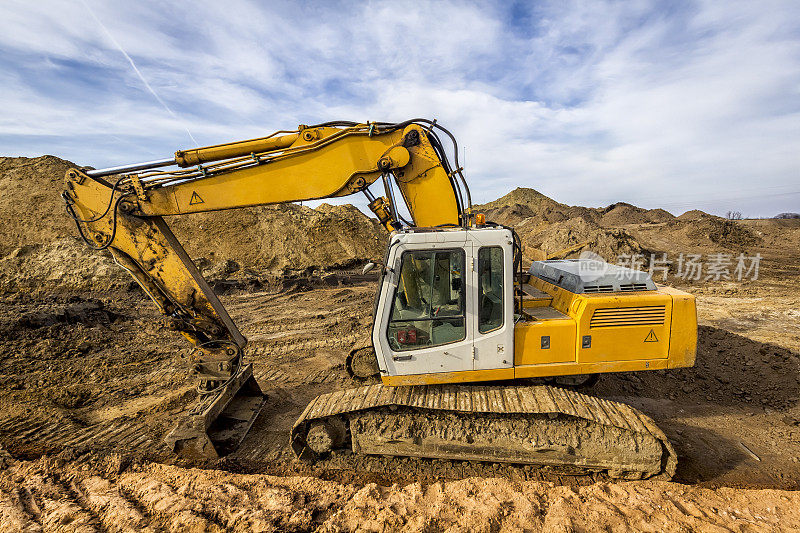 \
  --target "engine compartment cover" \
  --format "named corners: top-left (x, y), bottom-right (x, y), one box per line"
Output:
top-left (529, 259), bottom-right (657, 294)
